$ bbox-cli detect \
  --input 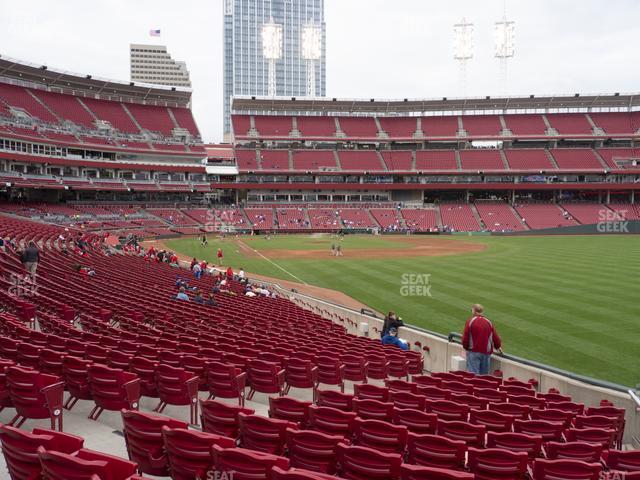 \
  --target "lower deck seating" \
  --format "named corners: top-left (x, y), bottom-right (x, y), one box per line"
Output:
top-left (474, 203), bottom-right (525, 232)
top-left (400, 209), bottom-right (437, 232)
top-left (439, 204), bottom-right (480, 231)
top-left (514, 204), bottom-right (578, 229)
